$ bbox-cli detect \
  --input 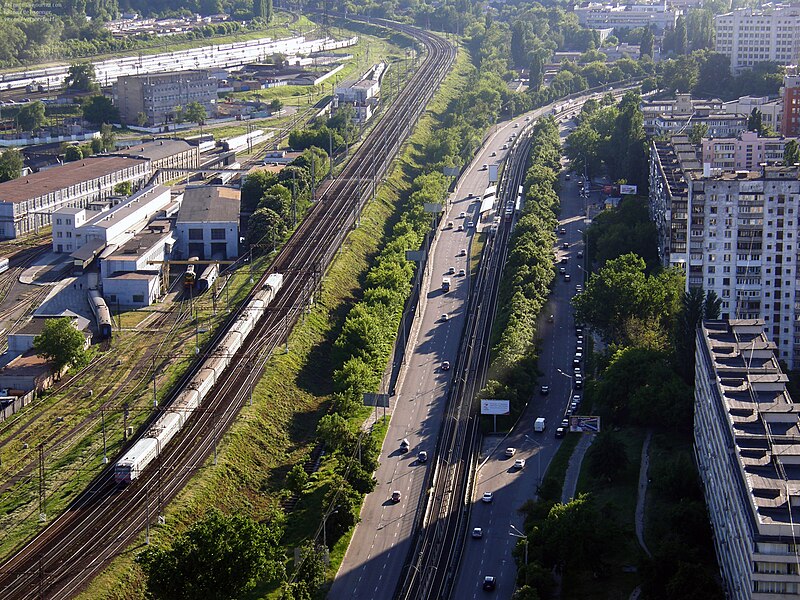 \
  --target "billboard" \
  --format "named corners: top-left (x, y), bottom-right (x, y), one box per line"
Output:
top-left (488, 164), bottom-right (499, 183)
top-left (423, 203), bottom-right (443, 213)
top-left (480, 399), bottom-right (510, 415)
top-left (619, 184), bottom-right (638, 195)
top-left (569, 415), bottom-right (601, 433)
top-left (363, 393), bottom-right (390, 408)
